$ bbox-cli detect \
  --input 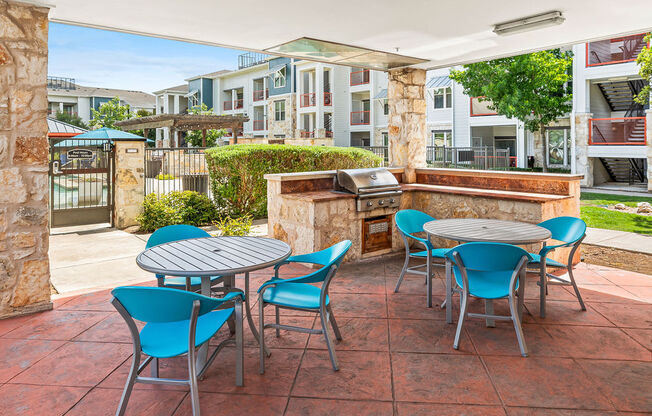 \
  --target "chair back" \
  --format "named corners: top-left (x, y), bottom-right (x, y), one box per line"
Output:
top-left (395, 209), bottom-right (435, 239)
top-left (146, 224), bottom-right (210, 249)
top-left (297, 240), bottom-right (352, 284)
top-left (537, 217), bottom-right (586, 244)
top-left (112, 286), bottom-right (221, 323)
top-left (445, 242), bottom-right (532, 273)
